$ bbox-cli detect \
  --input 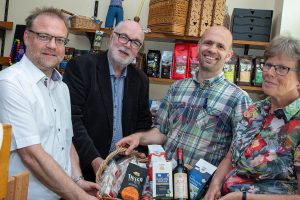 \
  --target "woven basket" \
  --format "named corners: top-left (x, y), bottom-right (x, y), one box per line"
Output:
top-left (148, 0), bottom-right (189, 35)
top-left (70, 15), bottom-right (101, 29)
top-left (95, 147), bottom-right (147, 200)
